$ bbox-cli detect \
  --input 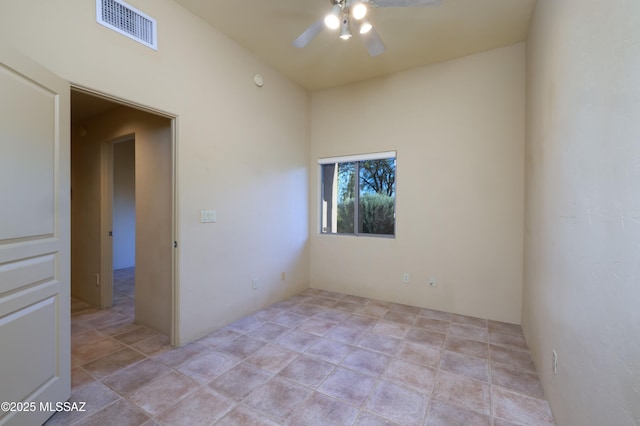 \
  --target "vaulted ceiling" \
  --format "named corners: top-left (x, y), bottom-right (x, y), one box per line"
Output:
top-left (174, 0), bottom-right (537, 91)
